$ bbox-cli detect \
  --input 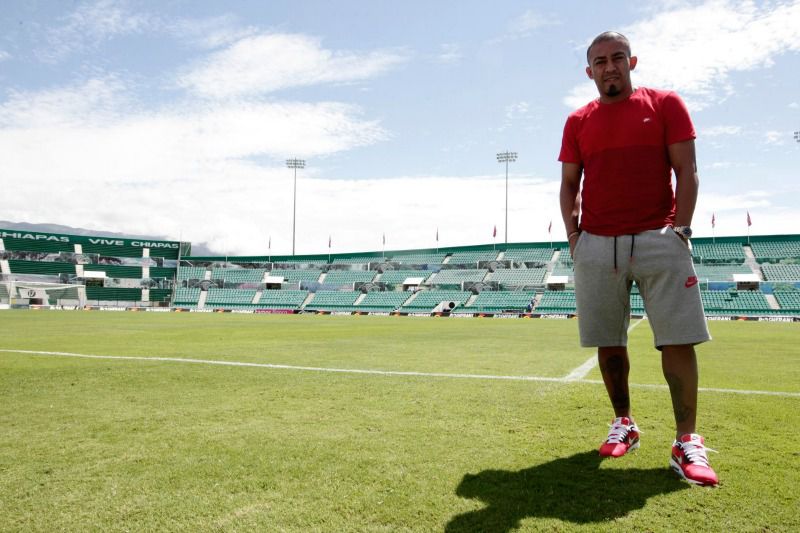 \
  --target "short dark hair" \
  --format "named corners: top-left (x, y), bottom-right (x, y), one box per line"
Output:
top-left (586, 31), bottom-right (631, 64)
